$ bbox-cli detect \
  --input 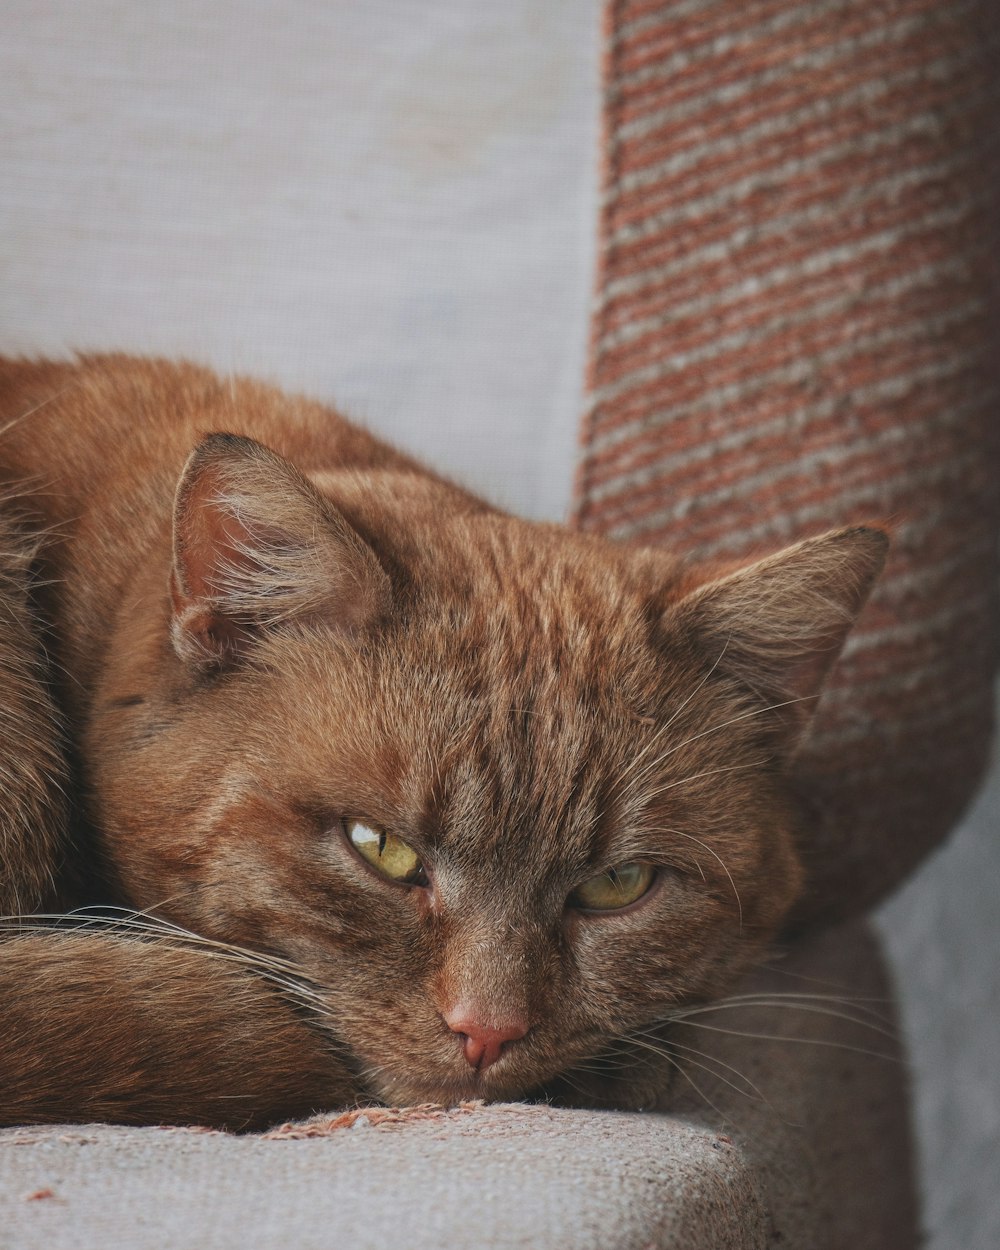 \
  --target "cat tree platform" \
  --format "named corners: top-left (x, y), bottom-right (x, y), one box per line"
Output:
top-left (0, 919), bottom-right (915, 1250)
